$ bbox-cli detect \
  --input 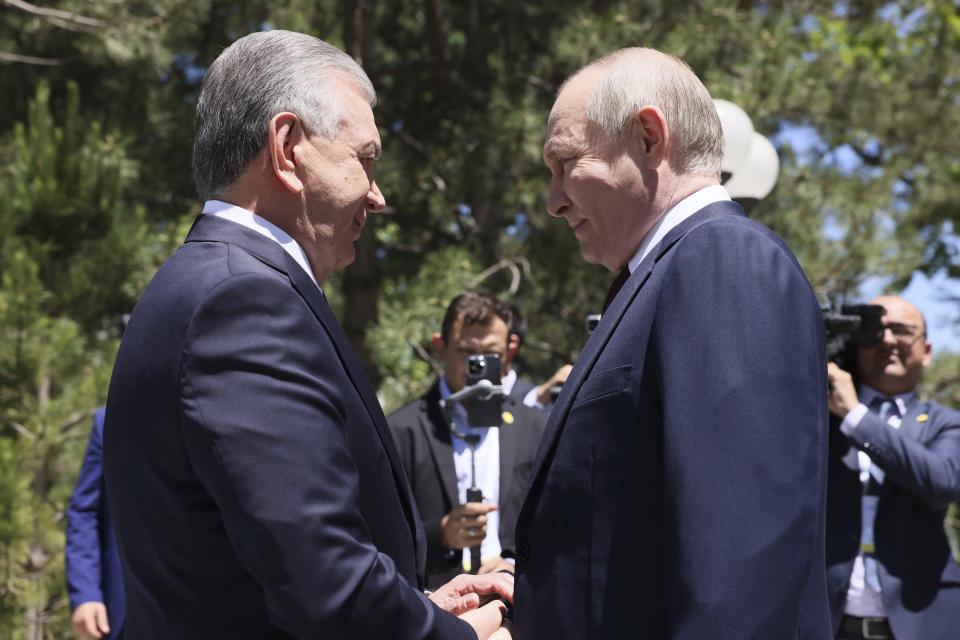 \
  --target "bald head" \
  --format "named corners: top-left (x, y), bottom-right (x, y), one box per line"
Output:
top-left (563, 47), bottom-right (724, 176)
top-left (858, 295), bottom-right (931, 395)
top-left (869, 295), bottom-right (927, 336)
